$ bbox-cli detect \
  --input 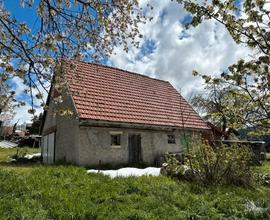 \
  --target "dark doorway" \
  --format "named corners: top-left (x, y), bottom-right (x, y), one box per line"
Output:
top-left (128, 134), bottom-right (142, 164)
